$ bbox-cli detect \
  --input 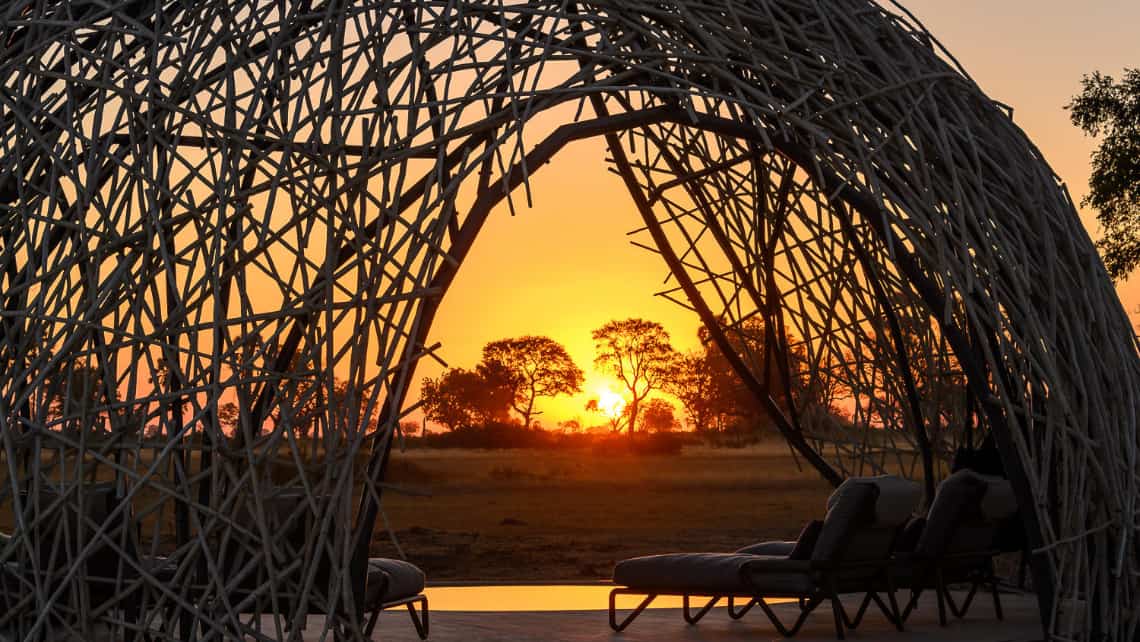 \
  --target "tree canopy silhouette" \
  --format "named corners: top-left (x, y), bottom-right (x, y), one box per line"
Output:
top-left (265, 377), bottom-right (379, 455)
top-left (665, 350), bottom-right (723, 432)
top-left (421, 368), bottom-right (513, 431)
top-left (42, 362), bottom-right (113, 435)
top-left (640, 398), bottom-right (679, 433)
top-left (1068, 68), bottom-right (1140, 280)
top-left (592, 318), bottom-right (678, 439)
top-left (666, 319), bottom-right (785, 437)
top-left (478, 336), bottom-right (584, 428)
